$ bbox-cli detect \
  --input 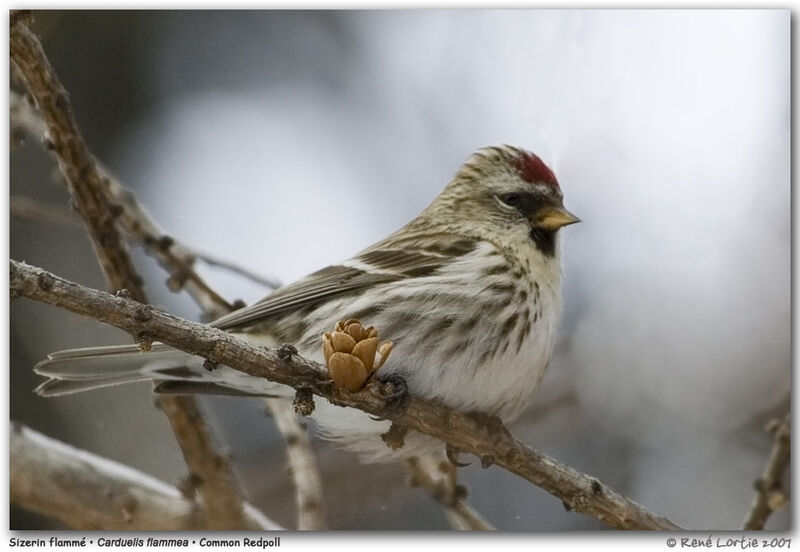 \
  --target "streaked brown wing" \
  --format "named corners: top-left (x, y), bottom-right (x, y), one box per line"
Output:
top-left (212, 265), bottom-right (401, 330)
top-left (212, 236), bottom-right (477, 332)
